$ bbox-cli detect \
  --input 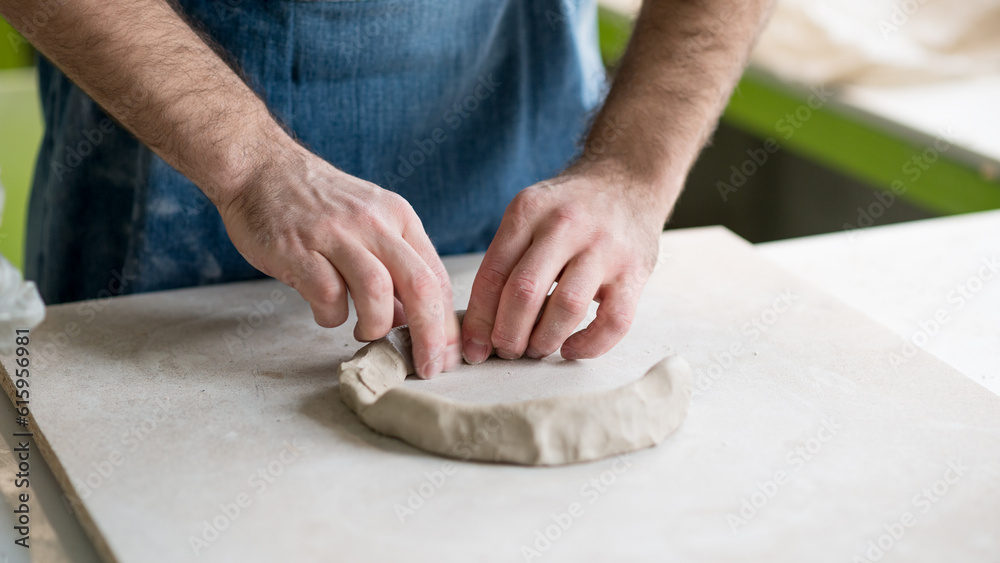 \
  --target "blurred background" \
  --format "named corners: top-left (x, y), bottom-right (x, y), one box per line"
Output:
top-left (0, 16), bottom-right (39, 271)
top-left (1, 0), bottom-right (999, 272)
